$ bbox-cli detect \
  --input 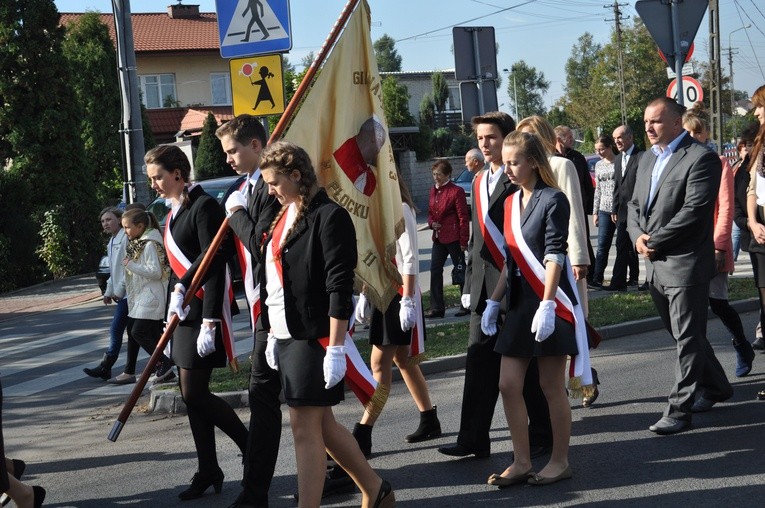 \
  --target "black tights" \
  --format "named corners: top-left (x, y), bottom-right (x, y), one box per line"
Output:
top-left (179, 368), bottom-right (248, 475)
top-left (709, 297), bottom-right (747, 344)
